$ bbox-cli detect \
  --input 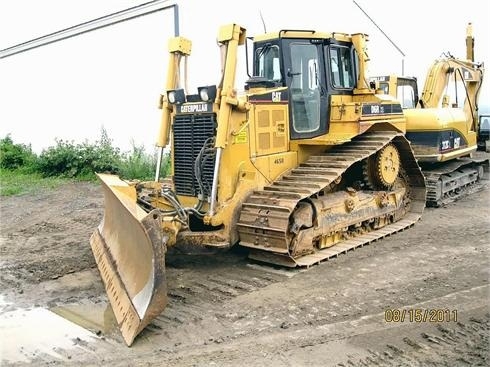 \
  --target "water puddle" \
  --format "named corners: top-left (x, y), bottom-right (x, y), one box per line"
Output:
top-left (51, 302), bottom-right (118, 337)
top-left (0, 294), bottom-right (10, 312)
top-left (0, 307), bottom-right (97, 363)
